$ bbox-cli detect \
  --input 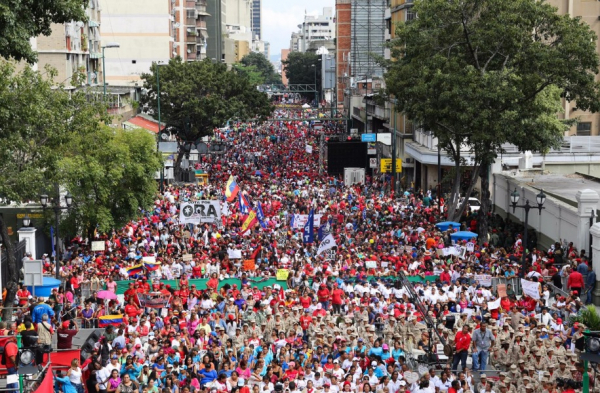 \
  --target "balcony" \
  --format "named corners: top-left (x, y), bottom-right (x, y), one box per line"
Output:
top-left (196, 19), bottom-right (206, 29)
top-left (187, 51), bottom-right (197, 60)
top-left (186, 18), bottom-right (196, 26)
